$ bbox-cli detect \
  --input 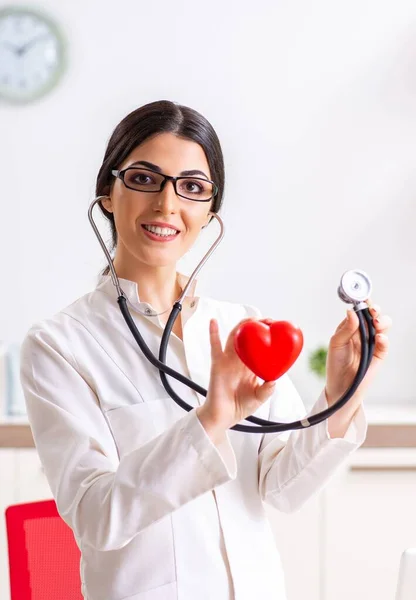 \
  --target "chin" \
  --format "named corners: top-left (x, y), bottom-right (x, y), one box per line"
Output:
top-left (138, 254), bottom-right (180, 269)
